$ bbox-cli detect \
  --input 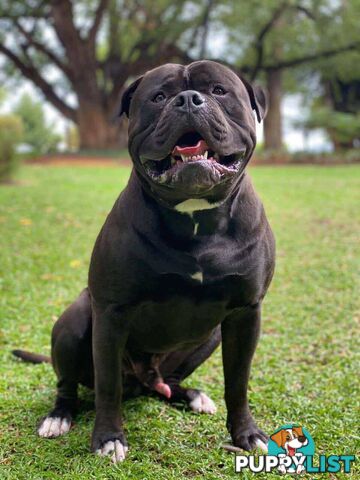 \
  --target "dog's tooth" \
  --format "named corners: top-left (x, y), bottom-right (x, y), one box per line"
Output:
top-left (204, 151), bottom-right (208, 159)
top-left (181, 154), bottom-right (186, 162)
